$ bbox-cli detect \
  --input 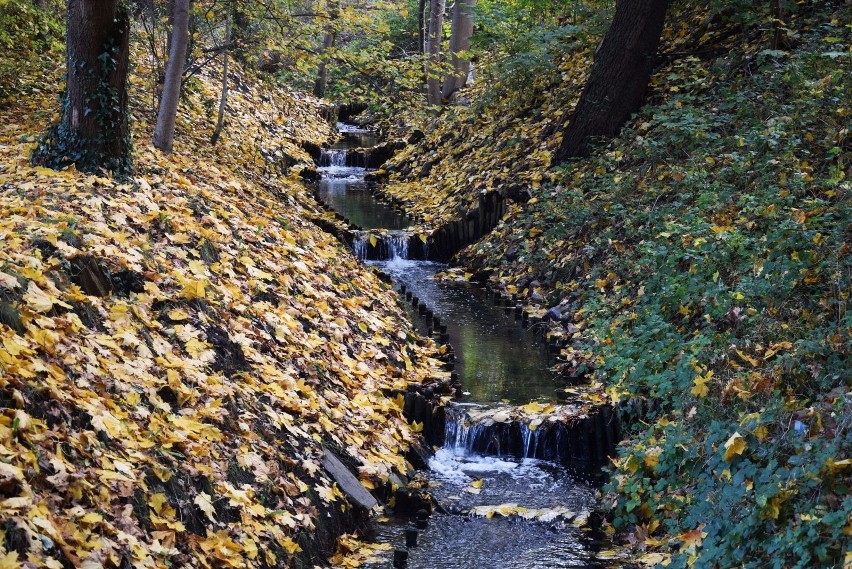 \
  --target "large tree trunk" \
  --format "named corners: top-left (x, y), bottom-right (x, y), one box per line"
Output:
top-left (441, 0), bottom-right (475, 101)
top-left (554, 0), bottom-right (670, 162)
top-left (153, 0), bottom-right (190, 152)
top-left (425, 0), bottom-right (445, 106)
top-left (34, 0), bottom-right (131, 173)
